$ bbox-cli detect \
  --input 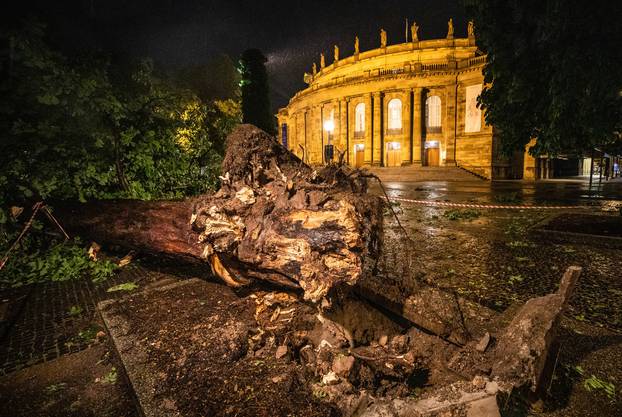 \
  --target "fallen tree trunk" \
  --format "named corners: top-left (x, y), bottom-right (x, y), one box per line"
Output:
top-left (57, 125), bottom-right (383, 302)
